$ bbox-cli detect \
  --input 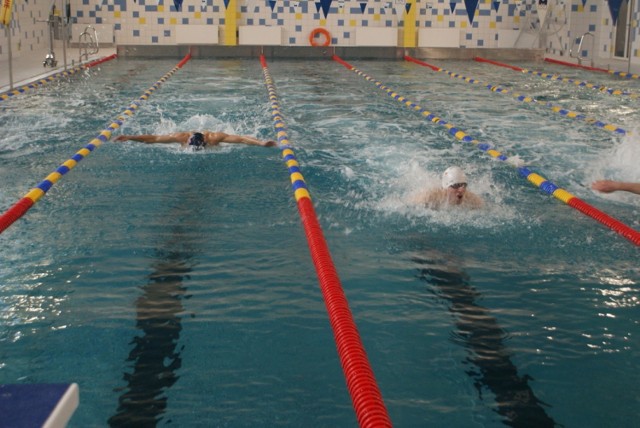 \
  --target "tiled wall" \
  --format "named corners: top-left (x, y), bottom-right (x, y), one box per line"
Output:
top-left (0, 0), bottom-right (56, 60)
top-left (74, 0), bottom-right (535, 47)
top-left (1, 0), bottom-right (639, 67)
